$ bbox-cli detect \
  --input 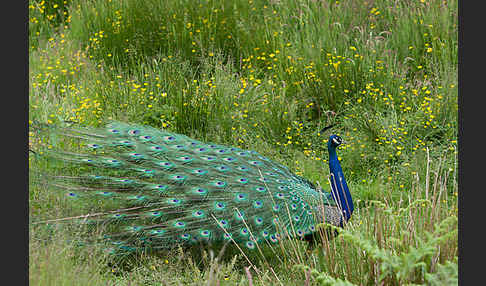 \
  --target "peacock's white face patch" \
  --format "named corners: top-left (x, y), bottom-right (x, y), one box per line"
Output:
top-left (332, 136), bottom-right (343, 146)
